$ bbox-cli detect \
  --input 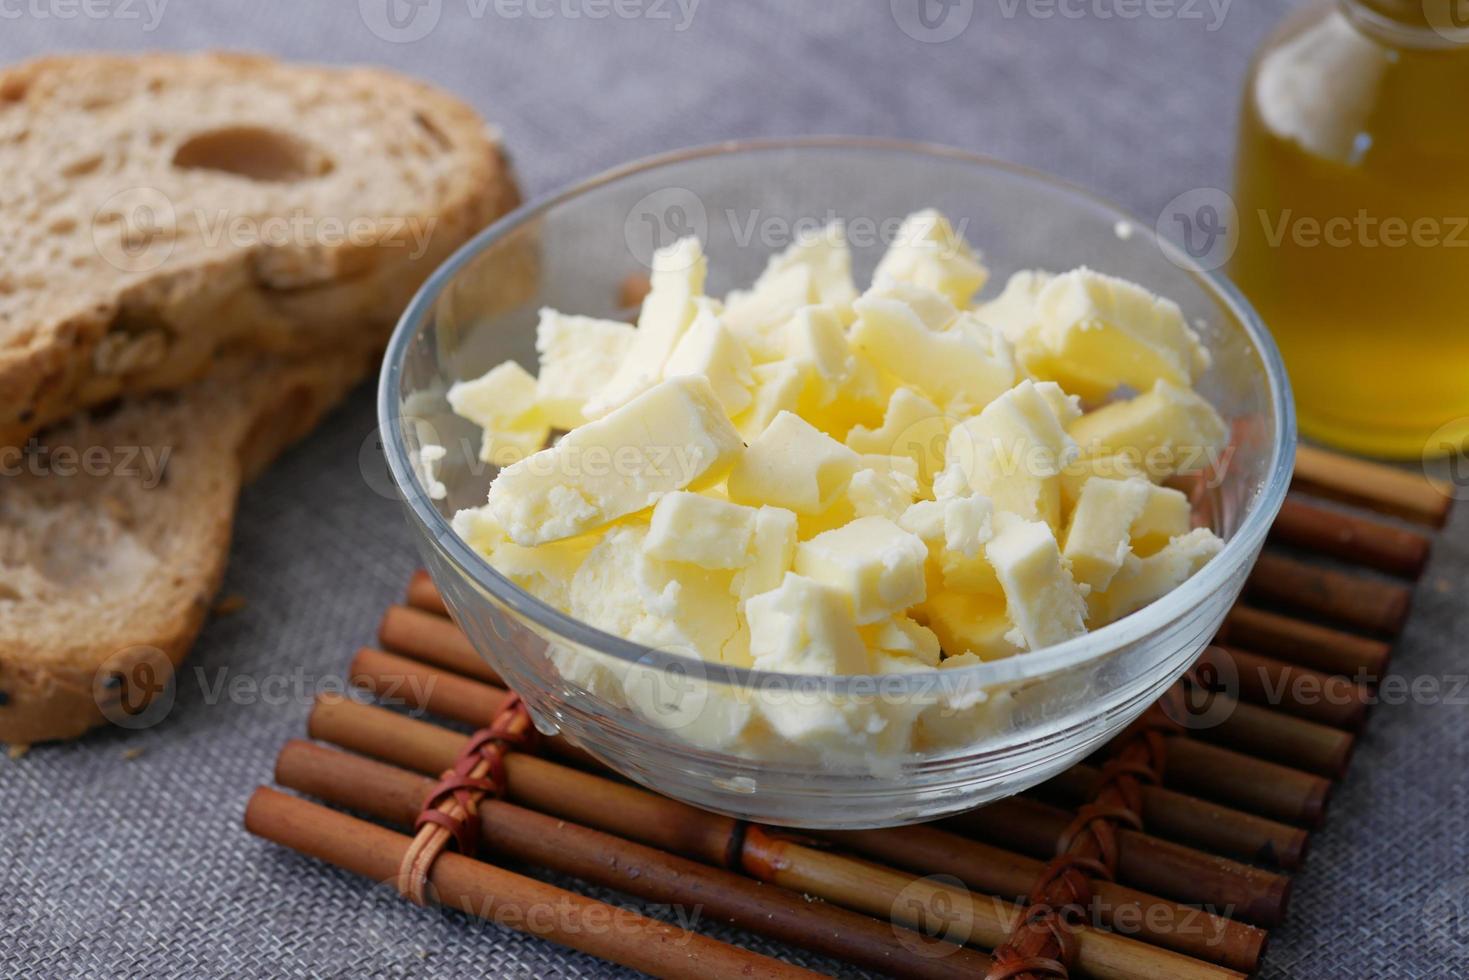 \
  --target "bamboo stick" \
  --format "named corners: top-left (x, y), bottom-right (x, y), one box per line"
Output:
top-left (1292, 444), bottom-right (1452, 528)
top-left (1197, 646), bottom-right (1370, 730)
top-left (243, 788), bottom-right (814, 980)
top-left (308, 696), bottom-right (1241, 980)
top-left (1247, 553), bottom-right (1412, 636)
top-left (1037, 765), bottom-right (1309, 869)
top-left (739, 829), bottom-right (1243, 980)
top-left (378, 605), bottom-right (501, 685)
top-left (813, 824), bottom-right (1266, 973)
top-left (406, 569), bottom-right (449, 616)
top-left (274, 740), bottom-right (990, 979)
top-left (1163, 739), bottom-right (1331, 826)
top-left (945, 797), bottom-right (1291, 928)
top-left (1270, 496), bottom-right (1432, 578)
top-left (1180, 694), bottom-right (1352, 778)
top-left (1222, 606), bottom-right (1391, 677)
